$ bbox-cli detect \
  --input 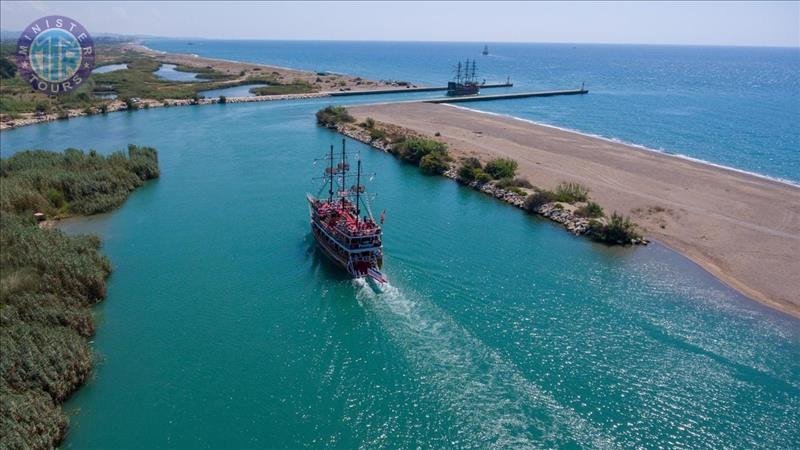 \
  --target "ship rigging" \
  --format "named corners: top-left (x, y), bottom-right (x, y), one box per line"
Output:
top-left (307, 139), bottom-right (386, 283)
